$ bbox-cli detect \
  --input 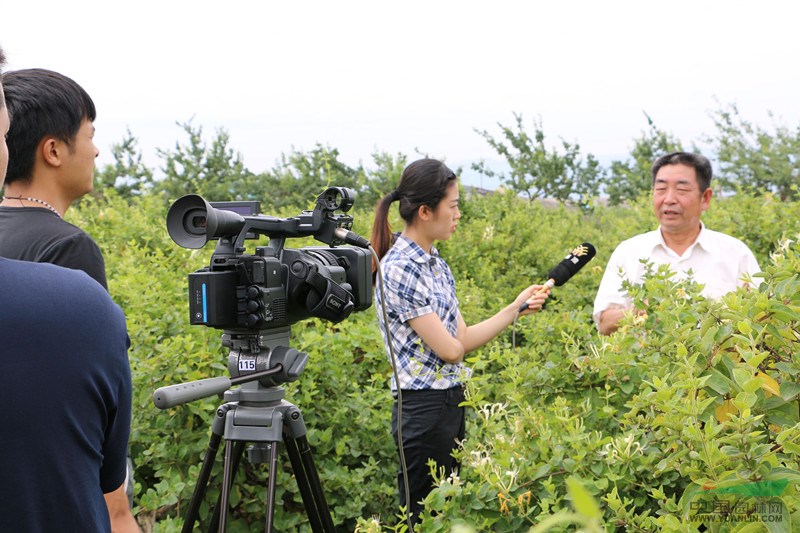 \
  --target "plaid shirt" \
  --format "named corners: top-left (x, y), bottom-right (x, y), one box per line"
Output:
top-left (375, 234), bottom-right (470, 391)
